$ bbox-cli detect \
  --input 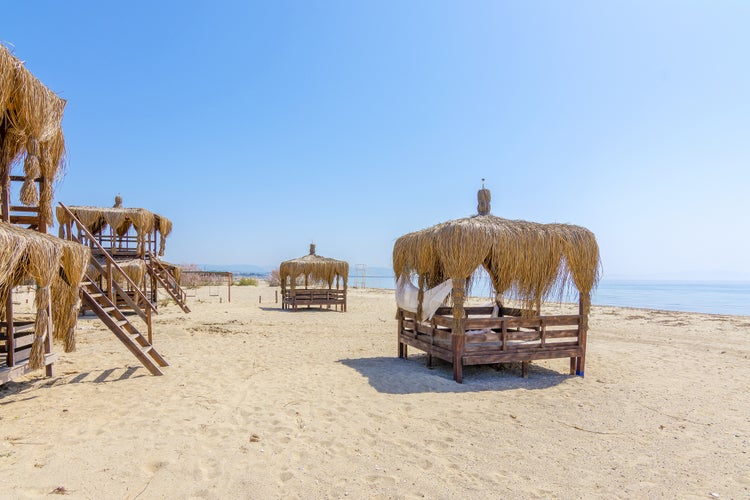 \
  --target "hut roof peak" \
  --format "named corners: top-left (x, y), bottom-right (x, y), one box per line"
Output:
top-left (477, 180), bottom-right (491, 216)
